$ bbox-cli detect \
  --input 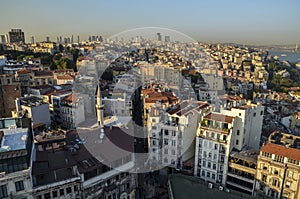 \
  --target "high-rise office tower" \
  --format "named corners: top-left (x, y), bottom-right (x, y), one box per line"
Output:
top-left (71, 35), bottom-right (74, 43)
top-left (156, 32), bottom-right (162, 42)
top-left (8, 29), bottom-right (25, 43)
top-left (46, 36), bottom-right (50, 42)
top-left (165, 35), bottom-right (170, 42)
top-left (77, 35), bottom-right (80, 43)
top-left (0, 35), bottom-right (7, 44)
top-left (31, 36), bottom-right (35, 44)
